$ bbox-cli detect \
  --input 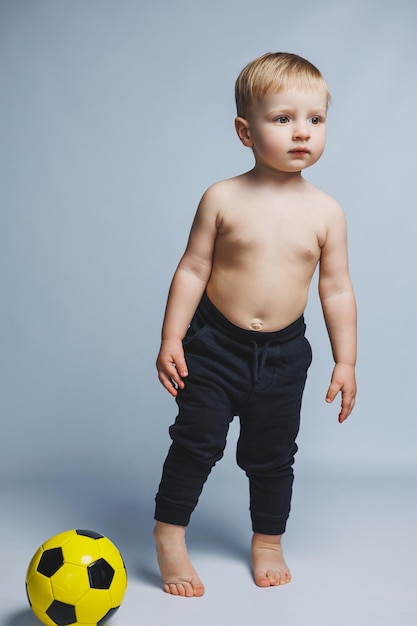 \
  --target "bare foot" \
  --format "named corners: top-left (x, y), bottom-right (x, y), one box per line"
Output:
top-left (153, 522), bottom-right (205, 597)
top-left (251, 533), bottom-right (291, 587)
